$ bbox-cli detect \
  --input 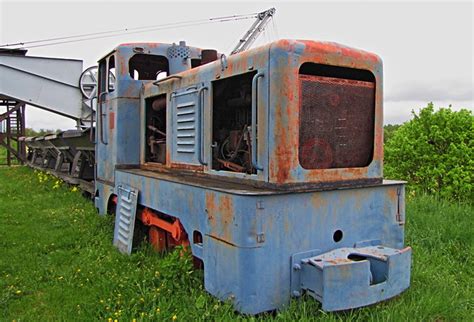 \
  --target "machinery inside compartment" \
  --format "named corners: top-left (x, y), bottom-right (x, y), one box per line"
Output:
top-left (145, 94), bottom-right (167, 163)
top-left (212, 71), bottom-right (257, 174)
